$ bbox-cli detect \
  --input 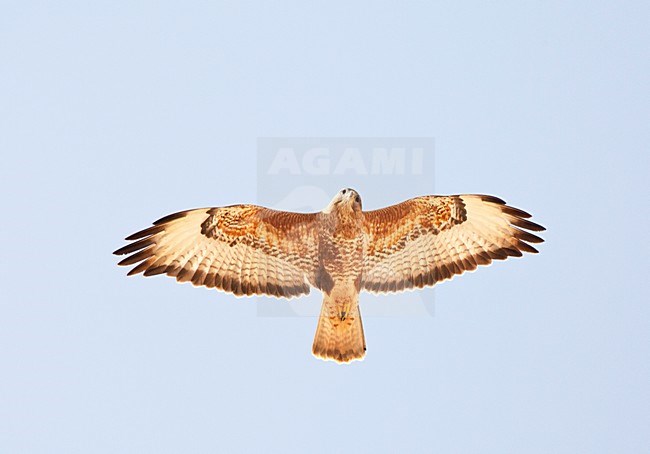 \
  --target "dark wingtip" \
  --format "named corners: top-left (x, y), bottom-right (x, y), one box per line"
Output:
top-left (511, 217), bottom-right (546, 232)
top-left (153, 210), bottom-right (189, 225)
top-left (124, 224), bottom-right (165, 241)
top-left (514, 228), bottom-right (544, 244)
top-left (517, 241), bottom-right (539, 254)
top-left (502, 205), bottom-right (532, 219)
top-left (479, 195), bottom-right (506, 205)
top-left (113, 238), bottom-right (154, 256)
top-left (143, 265), bottom-right (167, 277)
